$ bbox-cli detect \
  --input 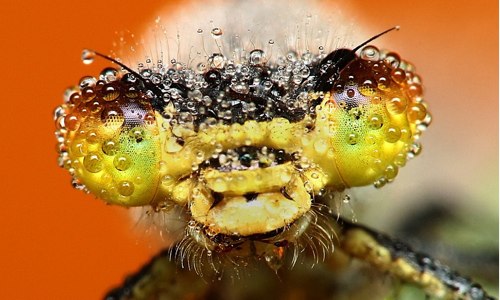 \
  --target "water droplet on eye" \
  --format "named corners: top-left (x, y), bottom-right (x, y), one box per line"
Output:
top-left (373, 177), bottom-right (387, 188)
top-left (129, 127), bottom-right (145, 142)
top-left (249, 49), bottom-right (265, 65)
top-left (64, 114), bottom-right (80, 131)
top-left (384, 52), bottom-right (400, 68)
top-left (408, 103), bottom-right (427, 122)
top-left (144, 112), bottom-right (156, 125)
top-left (384, 164), bottom-right (398, 180)
top-left (101, 107), bottom-right (124, 126)
top-left (367, 114), bottom-right (383, 130)
top-left (117, 180), bottom-right (134, 196)
top-left (346, 88), bottom-right (355, 98)
top-left (408, 83), bottom-right (423, 98)
top-left (385, 125), bottom-right (401, 143)
top-left (69, 92), bottom-right (81, 104)
top-left (360, 45), bottom-right (380, 61)
top-left (407, 142), bottom-right (422, 158)
top-left (86, 130), bottom-right (99, 144)
top-left (83, 152), bottom-right (103, 173)
top-left (377, 76), bottom-right (389, 90)
top-left (394, 153), bottom-right (407, 167)
top-left (79, 76), bottom-right (97, 89)
top-left (347, 133), bottom-right (358, 145)
top-left (114, 154), bottom-right (132, 171)
top-left (211, 27), bottom-right (223, 38)
top-left (386, 97), bottom-right (407, 115)
top-left (81, 49), bottom-right (96, 65)
top-left (391, 68), bottom-right (406, 84)
top-left (100, 67), bottom-right (119, 83)
top-left (81, 87), bottom-right (96, 102)
top-left (102, 140), bottom-right (119, 156)
top-left (70, 141), bottom-right (88, 157)
top-left (102, 84), bottom-right (120, 101)
top-left (359, 79), bottom-right (376, 96)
